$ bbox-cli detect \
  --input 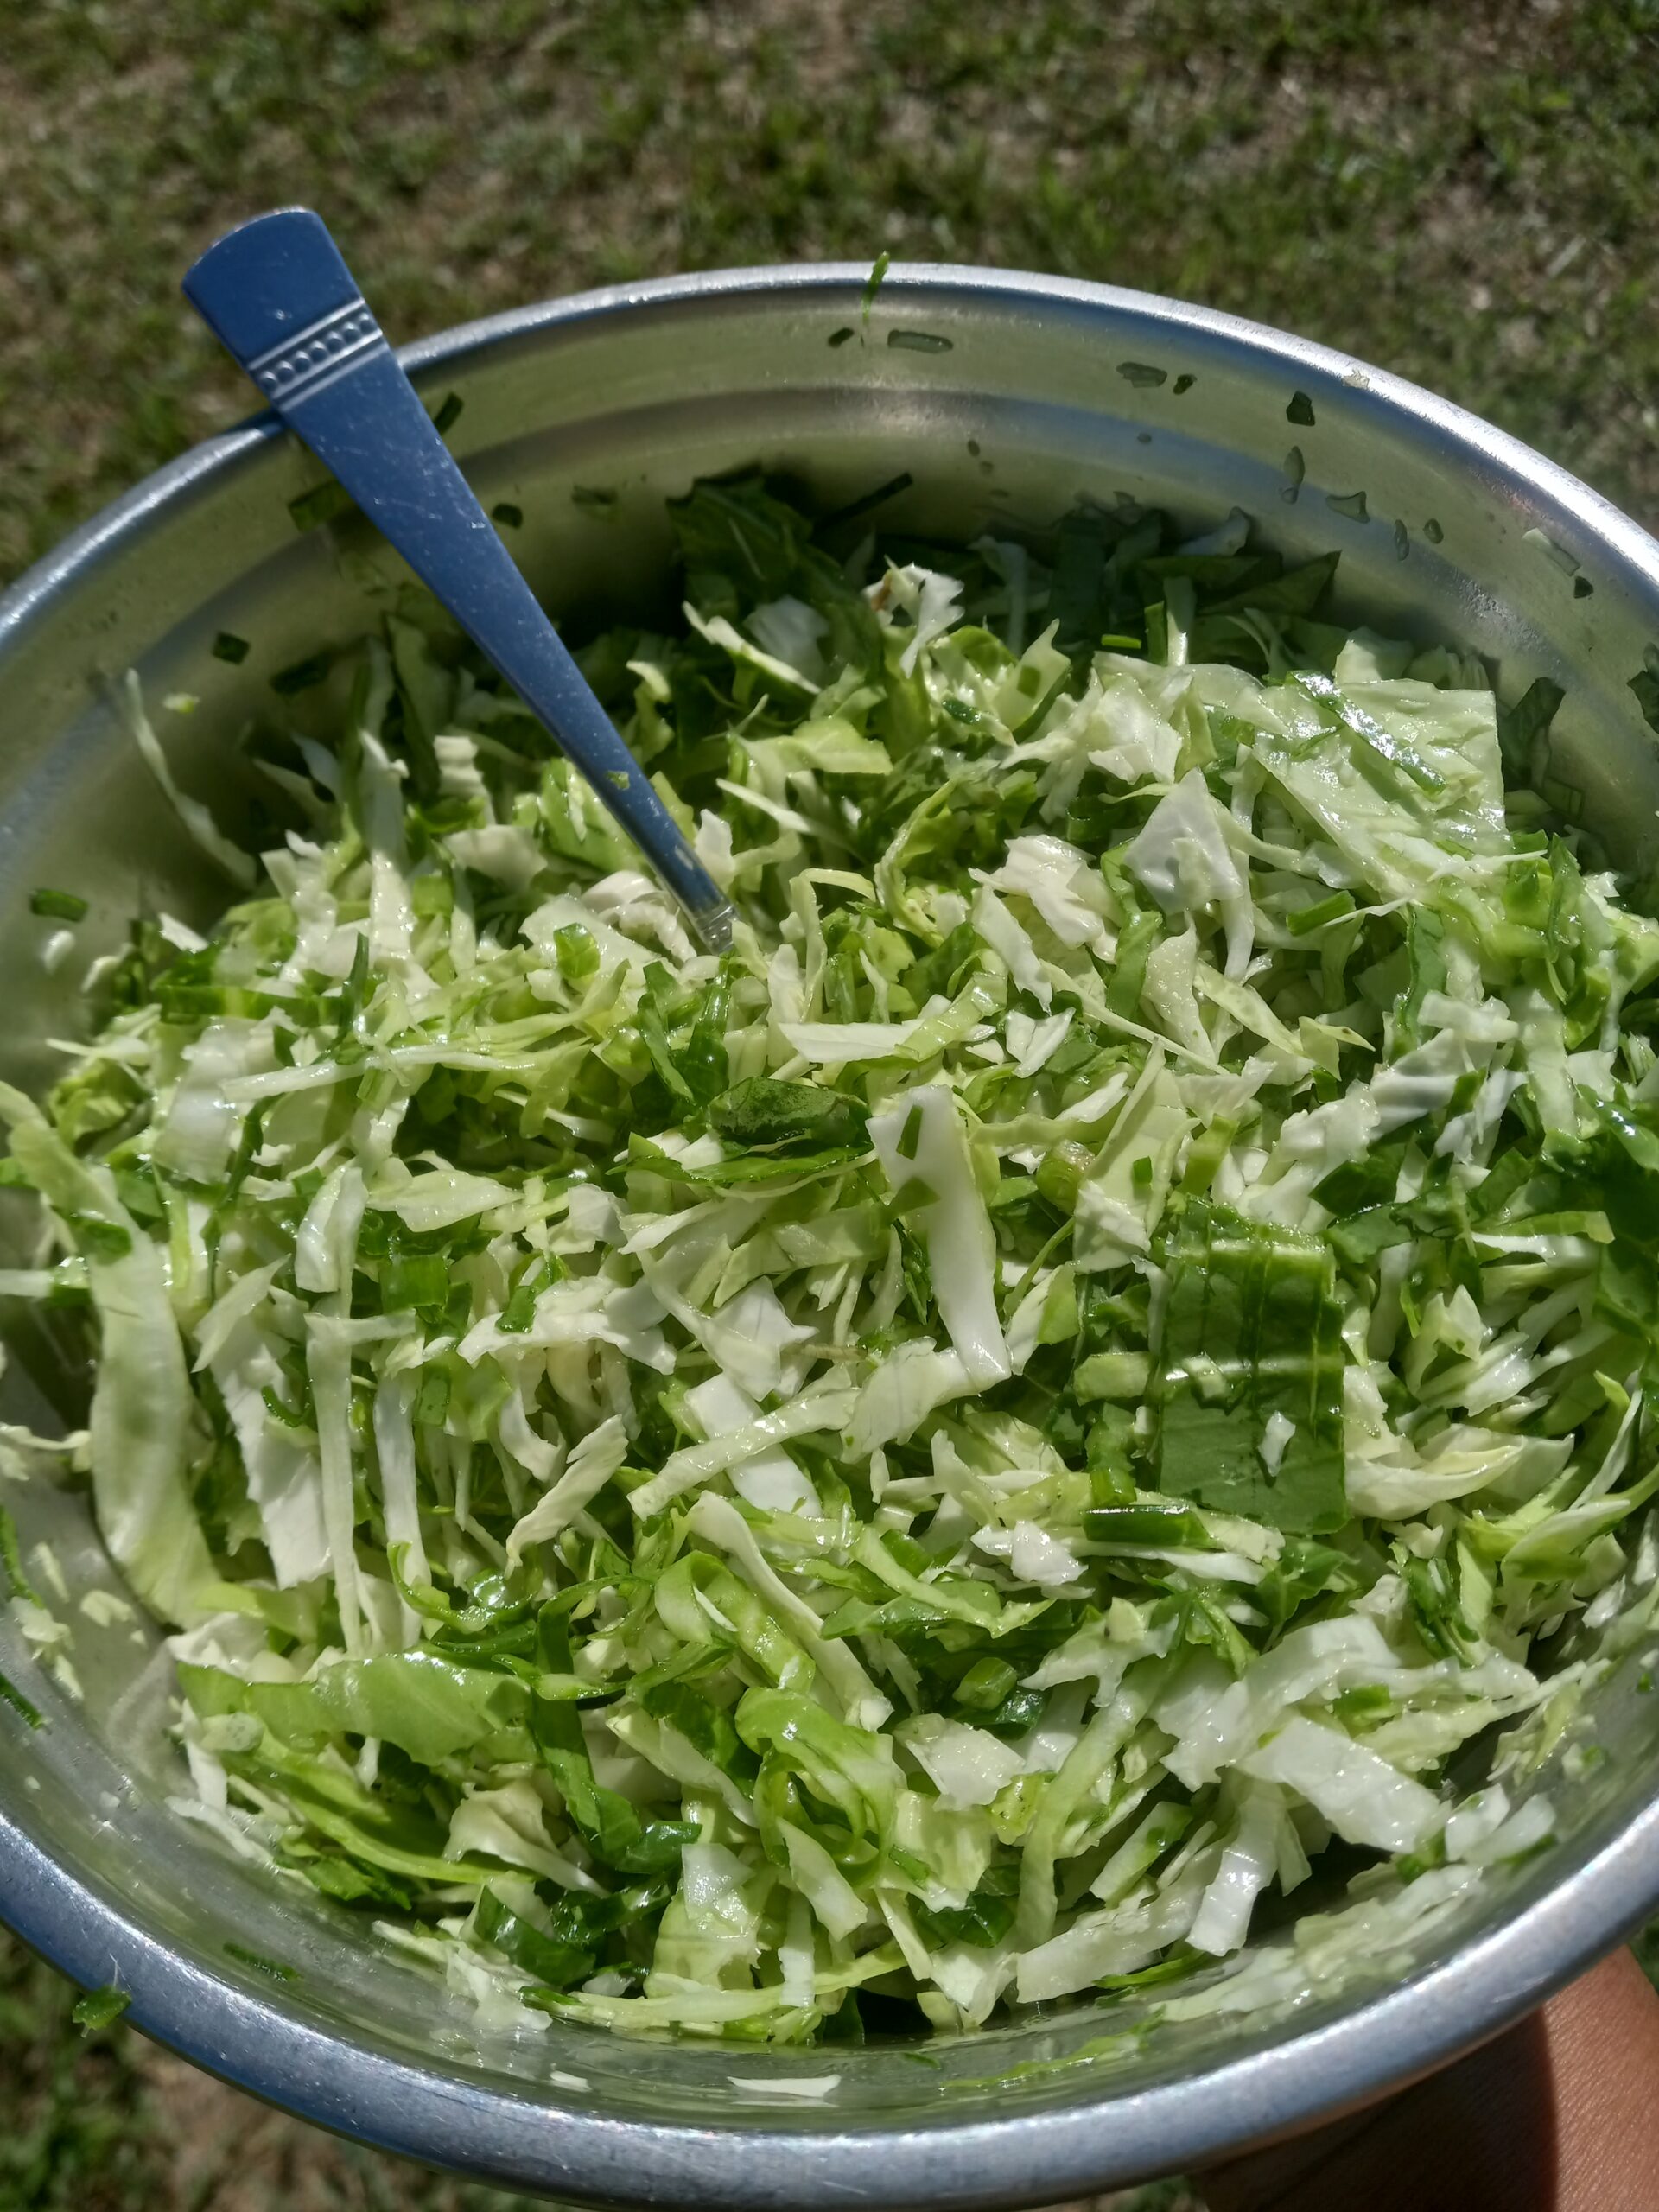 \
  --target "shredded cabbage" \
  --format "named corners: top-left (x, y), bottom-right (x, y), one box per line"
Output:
top-left (7, 474), bottom-right (1659, 2045)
